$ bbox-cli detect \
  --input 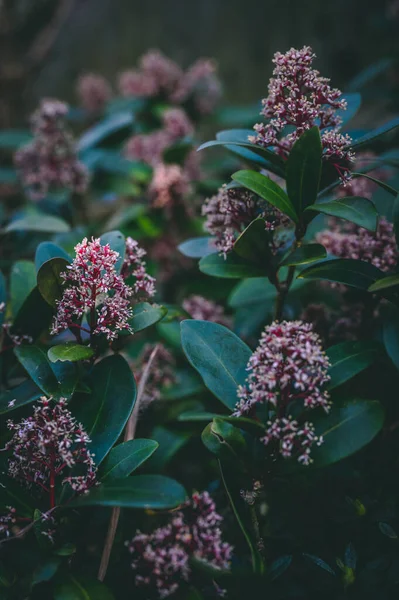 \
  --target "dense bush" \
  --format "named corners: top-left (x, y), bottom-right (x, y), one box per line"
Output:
top-left (1, 45), bottom-right (399, 600)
